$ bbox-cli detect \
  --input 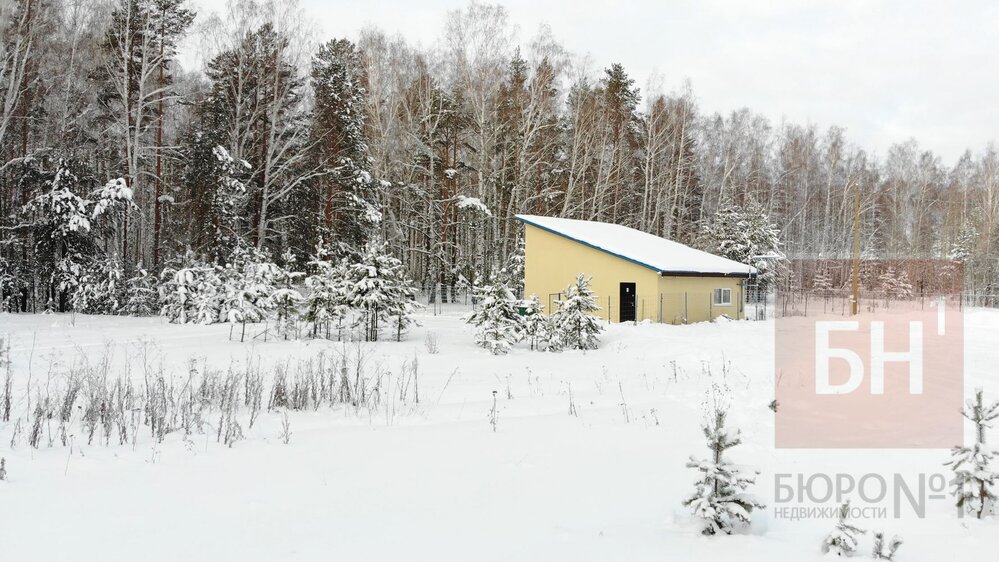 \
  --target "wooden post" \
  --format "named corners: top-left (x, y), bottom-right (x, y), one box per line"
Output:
top-left (851, 188), bottom-right (861, 315)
